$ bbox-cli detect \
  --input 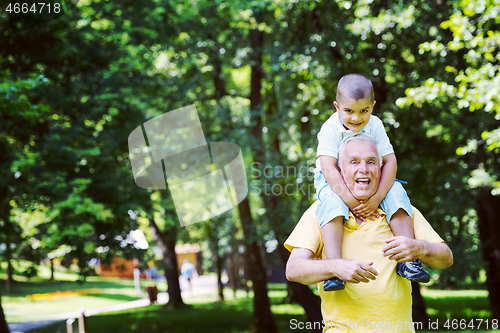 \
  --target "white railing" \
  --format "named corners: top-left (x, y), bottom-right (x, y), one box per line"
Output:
top-left (66, 307), bottom-right (86, 333)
